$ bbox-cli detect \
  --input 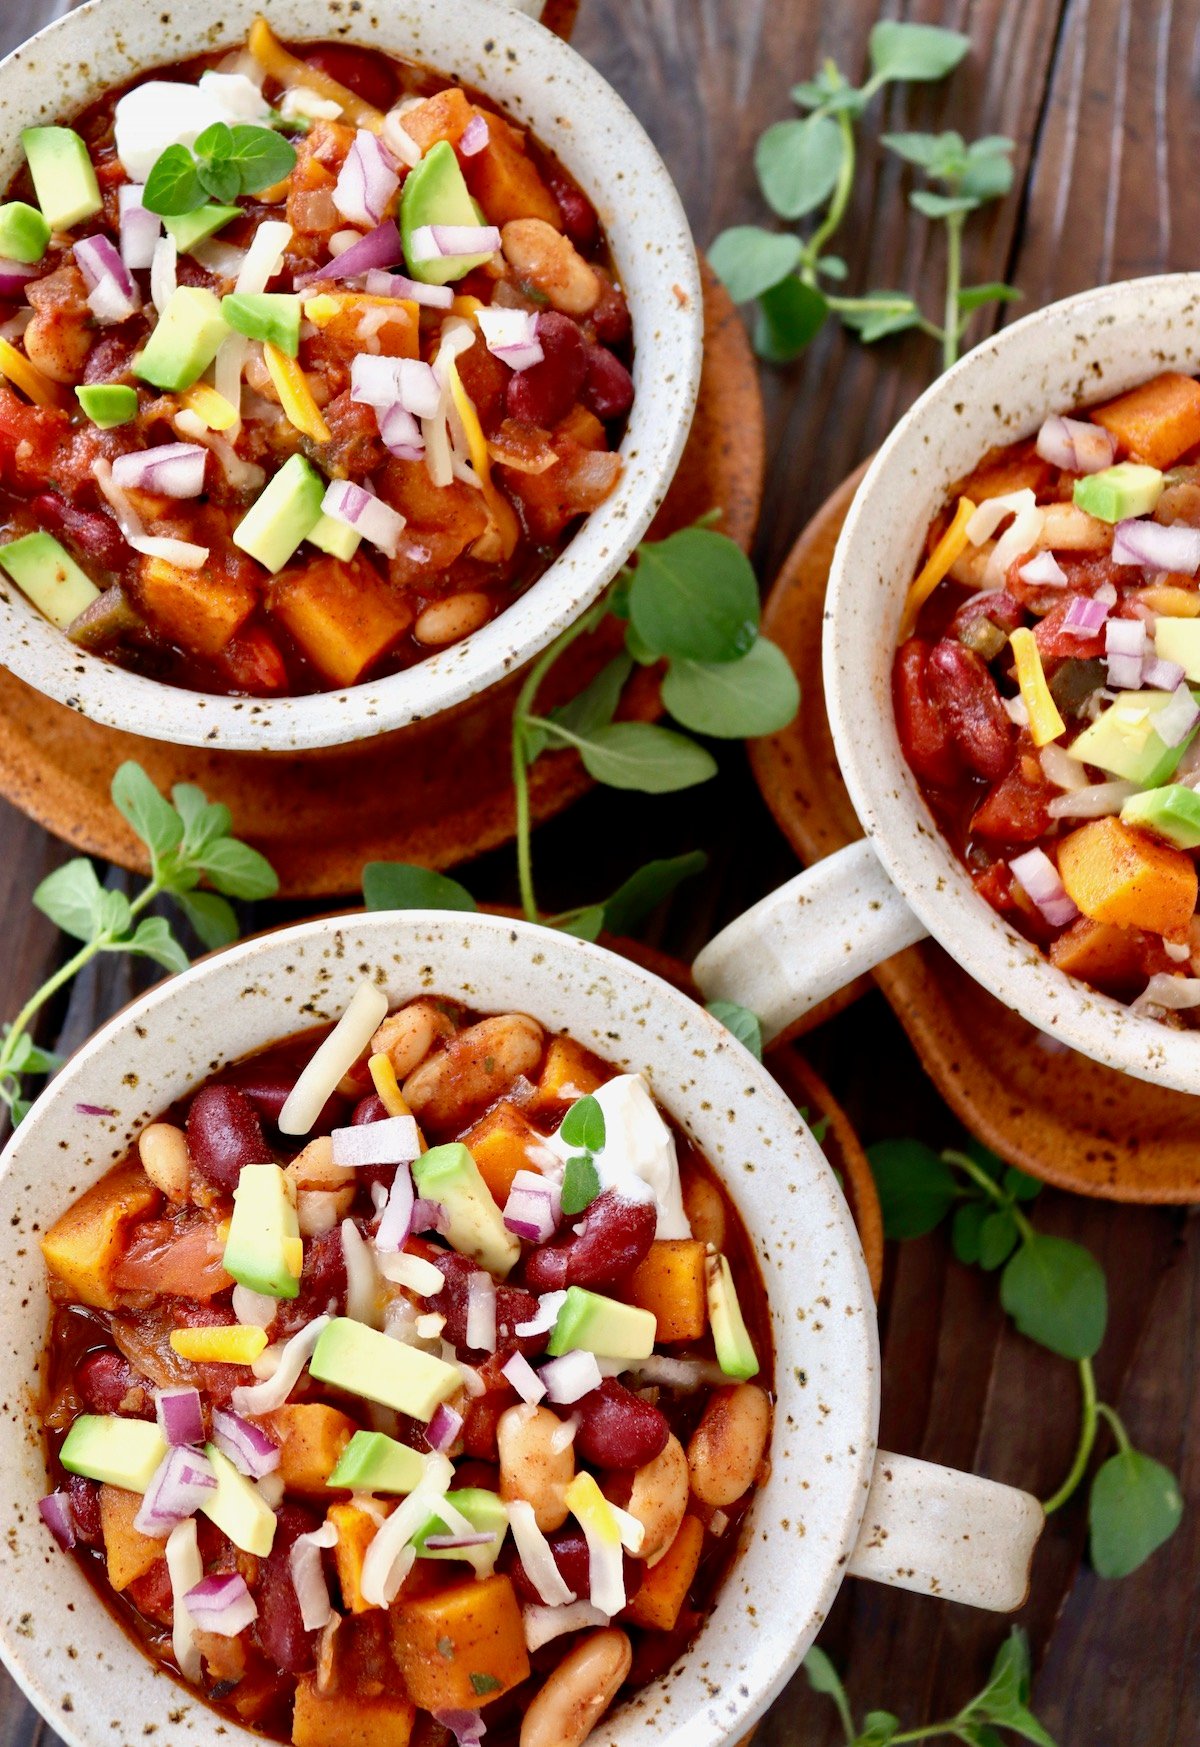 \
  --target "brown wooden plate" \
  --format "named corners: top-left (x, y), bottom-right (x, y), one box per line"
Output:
top-left (0, 266), bottom-right (762, 898)
top-left (750, 468), bottom-right (1200, 1205)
